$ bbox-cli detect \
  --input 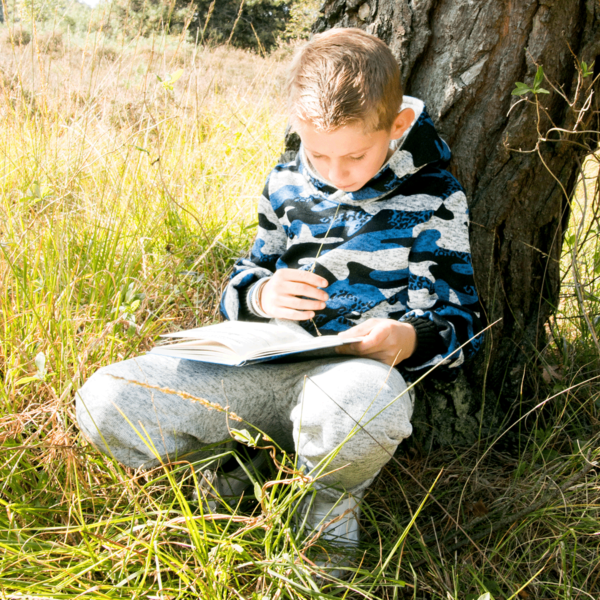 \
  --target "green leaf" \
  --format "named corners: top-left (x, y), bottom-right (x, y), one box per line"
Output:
top-left (513, 66), bottom-right (550, 96)
top-left (582, 61), bottom-right (595, 78)
top-left (169, 69), bottom-right (184, 84)
top-left (15, 376), bottom-right (41, 386)
top-left (533, 65), bottom-right (544, 89)
top-left (253, 481), bottom-right (263, 503)
top-left (593, 251), bottom-right (600, 275)
top-left (512, 82), bottom-right (532, 96)
top-left (231, 428), bottom-right (255, 445)
top-left (158, 70), bottom-right (184, 93)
